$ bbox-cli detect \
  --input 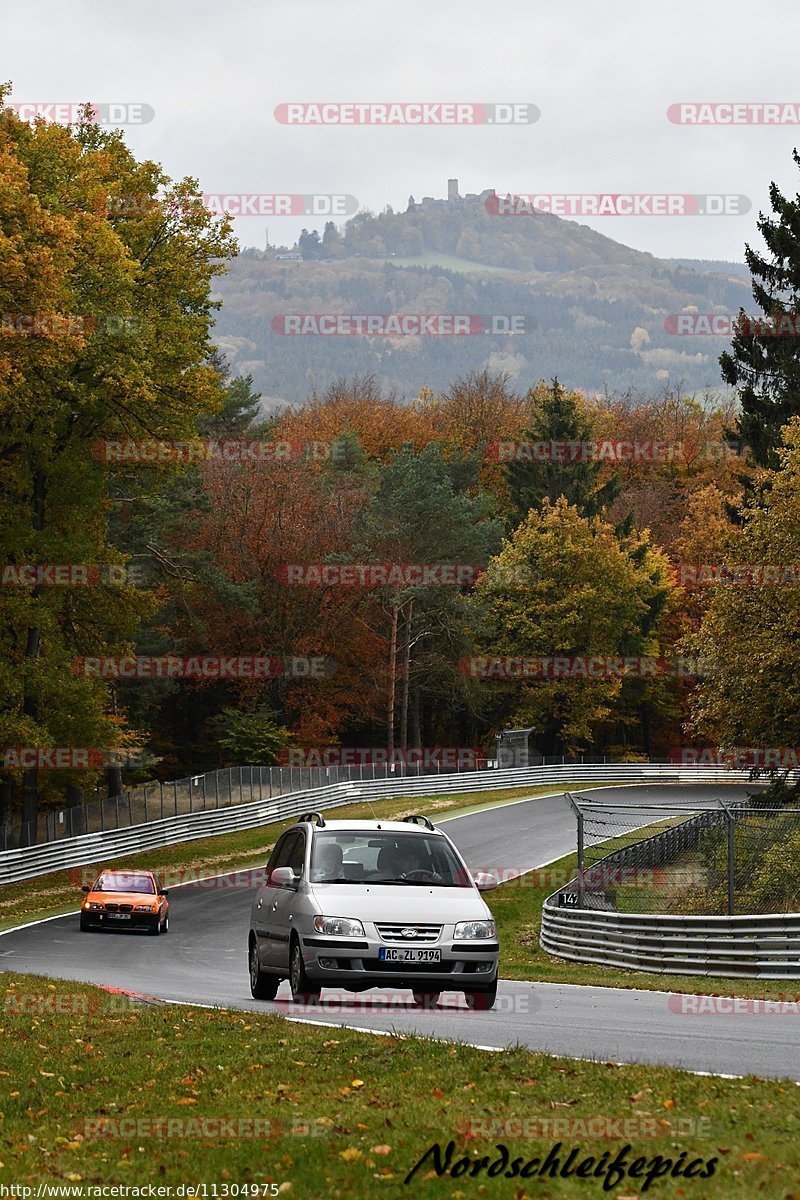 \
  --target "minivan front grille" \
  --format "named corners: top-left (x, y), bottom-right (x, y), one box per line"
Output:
top-left (375, 923), bottom-right (442, 943)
